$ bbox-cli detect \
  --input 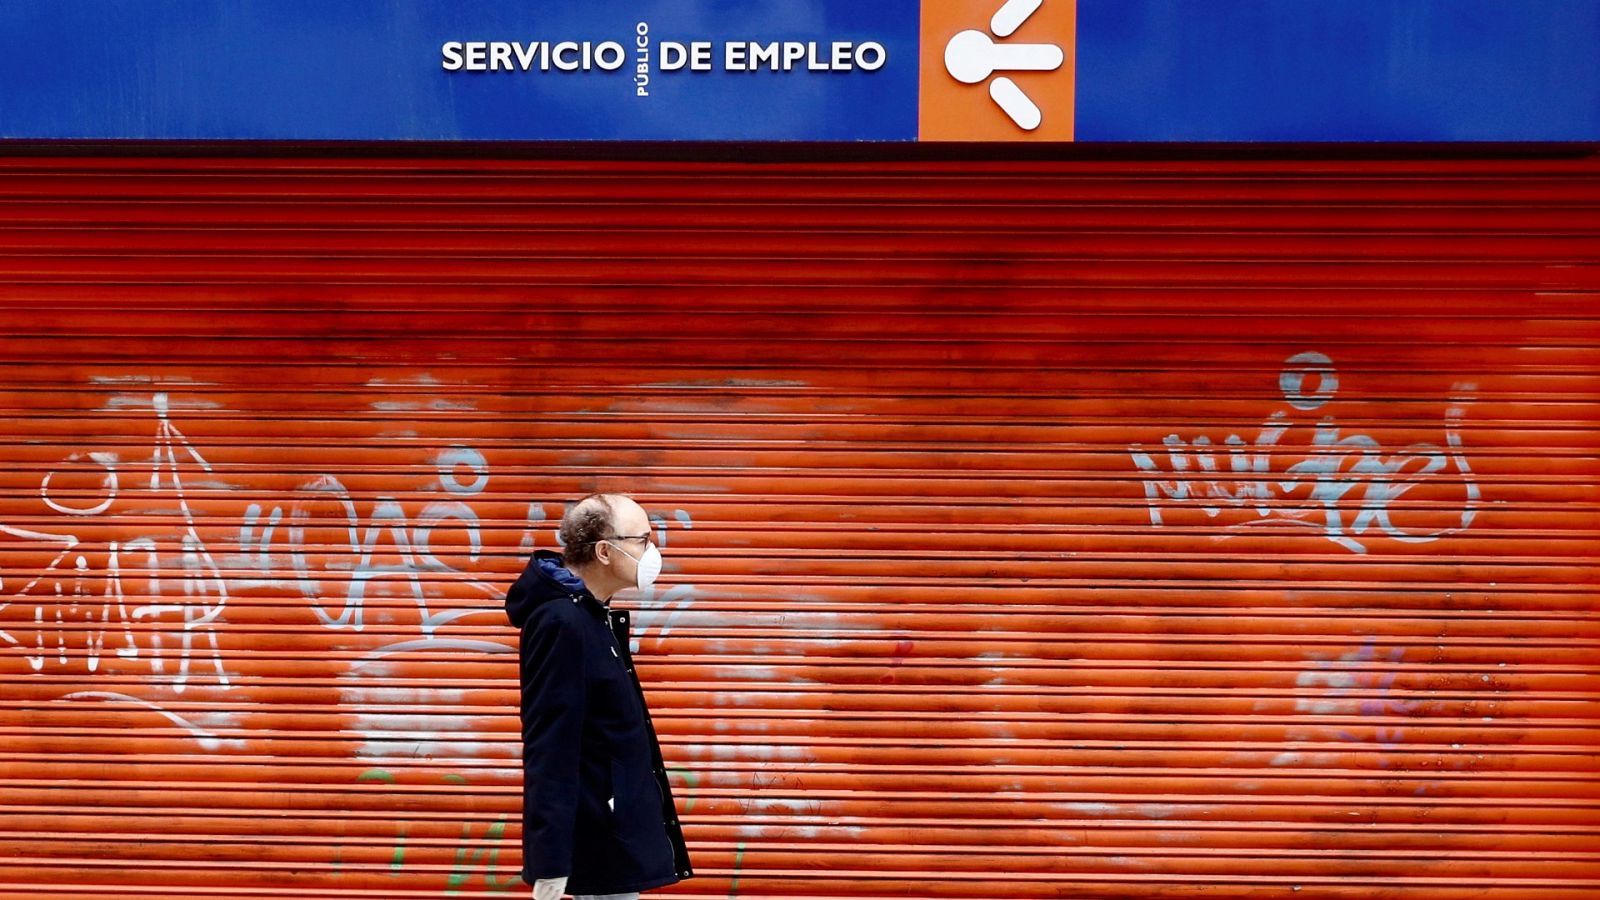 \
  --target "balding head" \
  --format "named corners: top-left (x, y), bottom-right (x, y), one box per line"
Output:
top-left (559, 493), bottom-right (648, 568)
